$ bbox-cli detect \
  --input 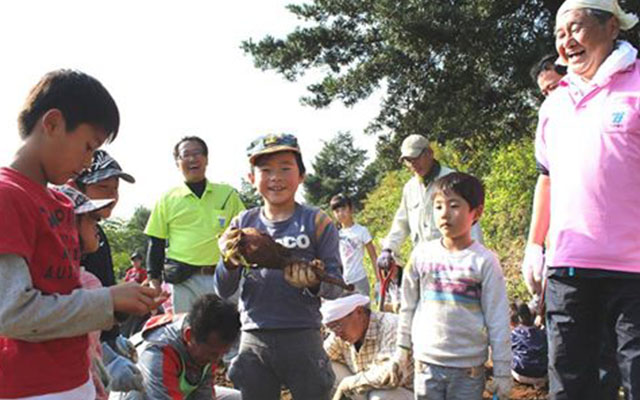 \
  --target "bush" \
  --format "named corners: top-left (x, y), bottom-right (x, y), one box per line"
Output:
top-left (358, 138), bottom-right (537, 301)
